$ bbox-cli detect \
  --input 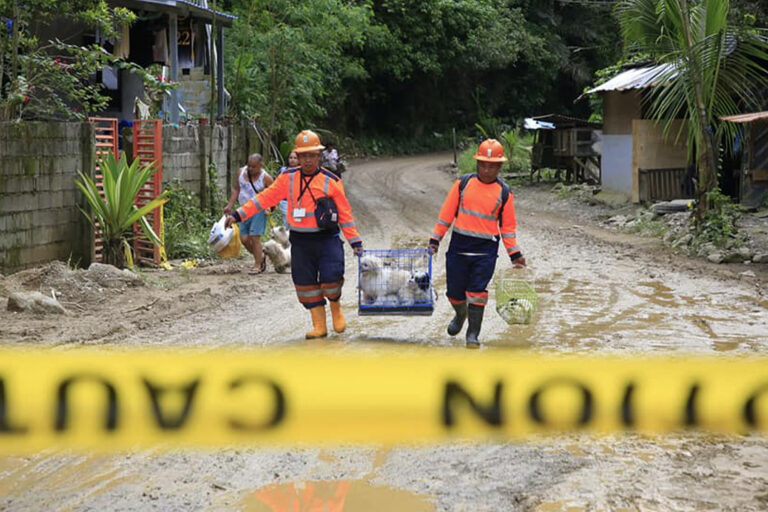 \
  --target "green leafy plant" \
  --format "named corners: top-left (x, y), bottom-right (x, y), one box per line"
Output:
top-left (163, 181), bottom-right (217, 260)
top-left (499, 129), bottom-right (533, 172)
top-left (458, 129), bottom-right (533, 175)
top-left (75, 152), bottom-right (169, 268)
top-left (457, 144), bottom-right (478, 175)
top-left (690, 187), bottom-right (745, 250)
